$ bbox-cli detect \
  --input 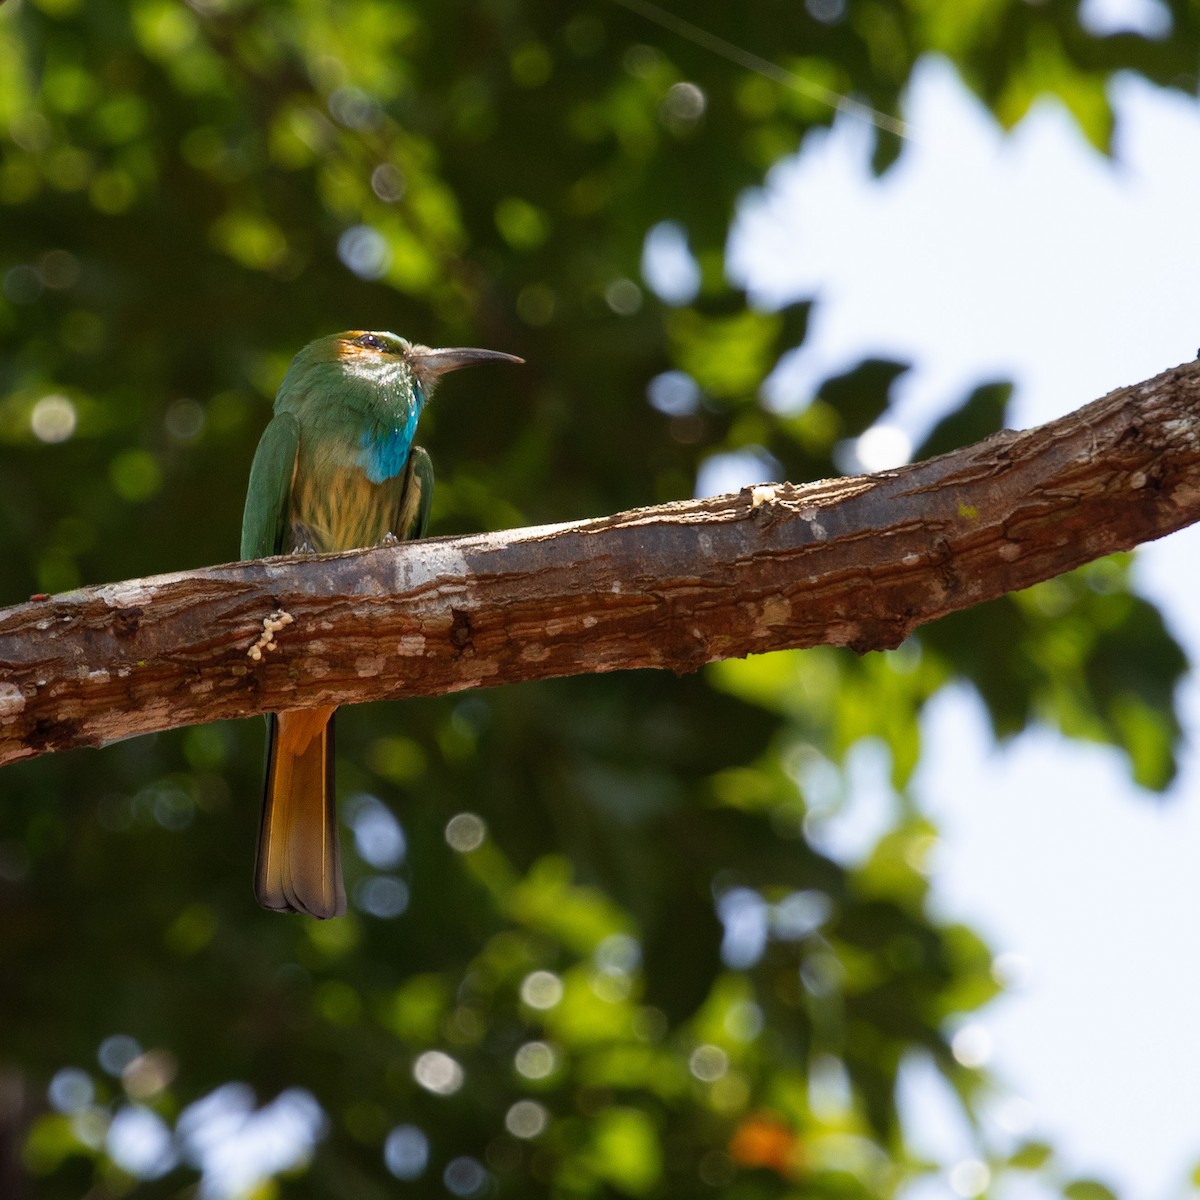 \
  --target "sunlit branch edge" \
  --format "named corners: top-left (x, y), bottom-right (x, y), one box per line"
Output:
top-left (2, 357), bottom-right (1199, 769)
